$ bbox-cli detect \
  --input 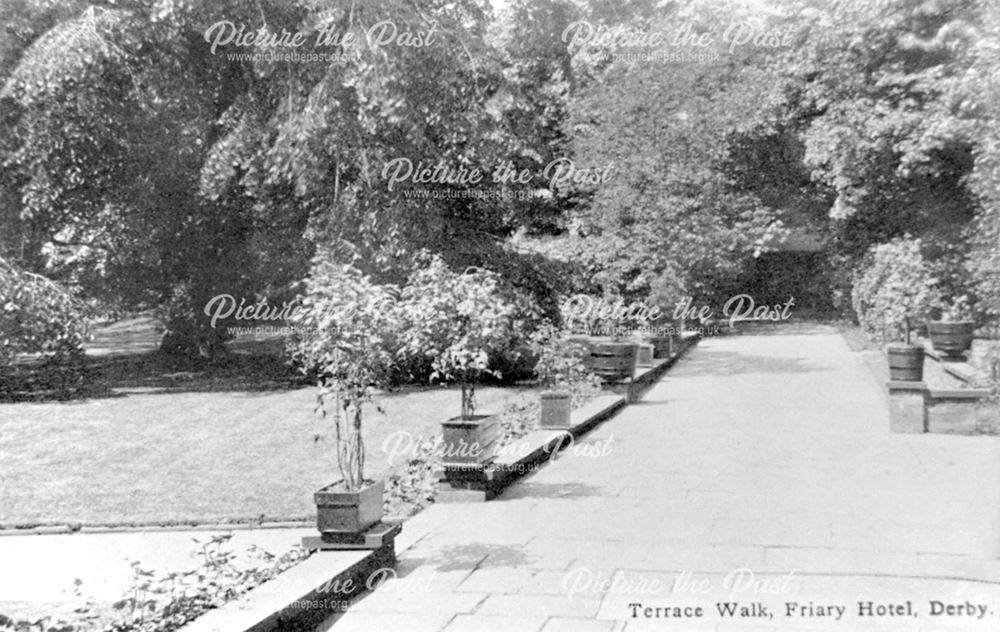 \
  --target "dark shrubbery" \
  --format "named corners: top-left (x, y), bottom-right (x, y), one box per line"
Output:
top-left (969, 206), bottom-right (1000, 336)
top-left (1, 258), bottom-right (88, 368)
top-left (290, 252), bottom-right (547, 391)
